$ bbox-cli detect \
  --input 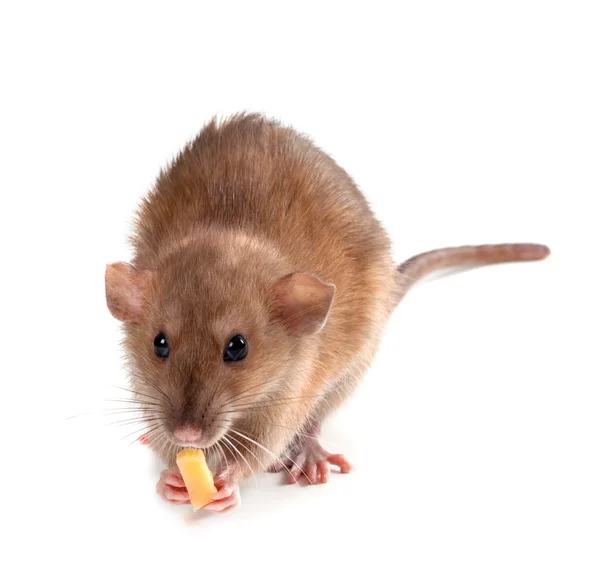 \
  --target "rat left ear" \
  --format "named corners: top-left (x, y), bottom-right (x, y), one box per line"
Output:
top-left (105, 262), bottom-right (149, 322)
top-left (271, 273), bottom-right (336, 336)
